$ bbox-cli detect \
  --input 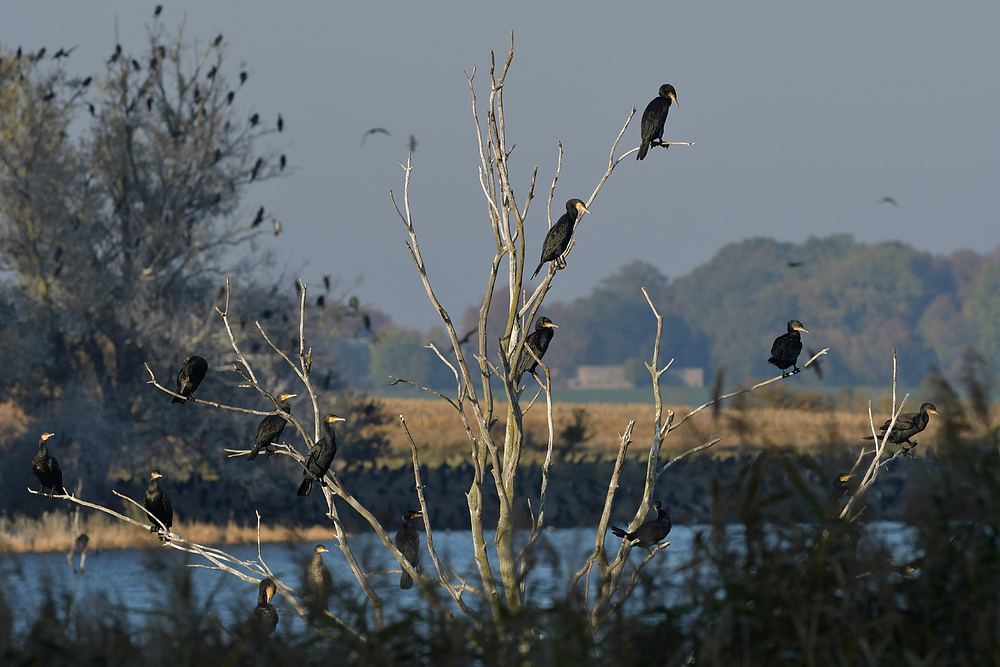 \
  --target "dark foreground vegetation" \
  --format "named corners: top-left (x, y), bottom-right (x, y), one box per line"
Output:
top-left (4, 441), bottom-right (1000, 665)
